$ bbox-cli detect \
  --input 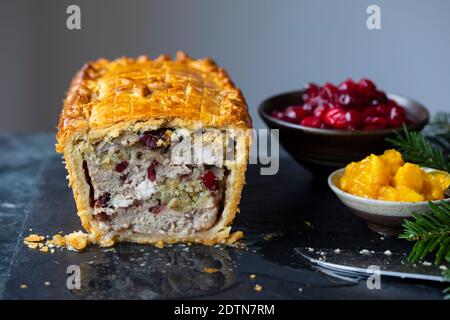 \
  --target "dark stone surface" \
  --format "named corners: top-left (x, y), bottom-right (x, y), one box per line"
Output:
top-left (0, 133), bottom-right (55, 296)
top-left (1, 138), bottom-right (446, 299)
